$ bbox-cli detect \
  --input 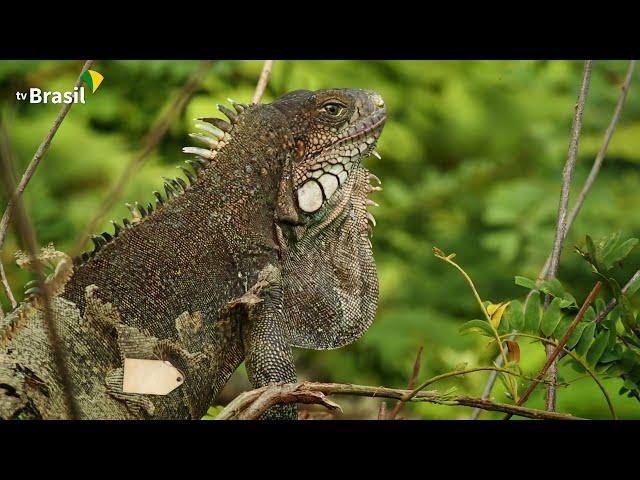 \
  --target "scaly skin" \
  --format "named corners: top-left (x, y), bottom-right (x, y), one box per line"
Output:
top-left (0, 89), bottom-right (386, 419)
